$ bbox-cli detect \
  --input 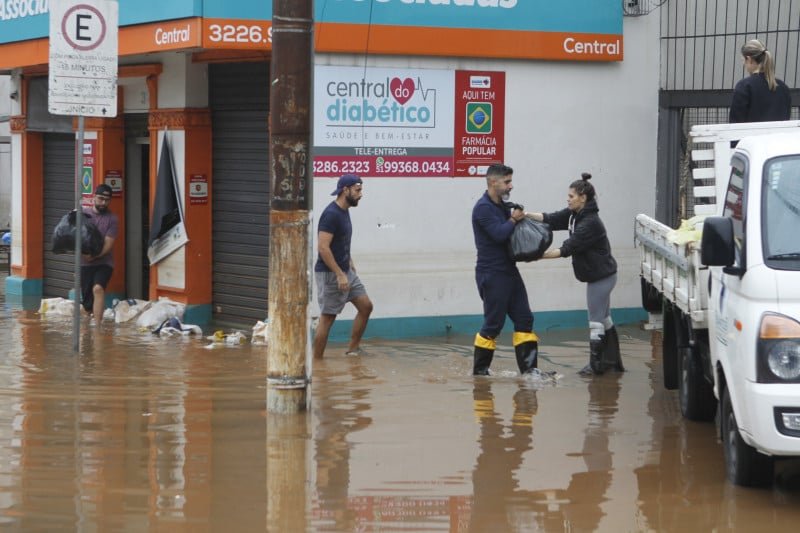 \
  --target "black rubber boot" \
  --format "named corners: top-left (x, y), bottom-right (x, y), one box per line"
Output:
top-left (514, 341), bottom-right (539, 374)
top-left (473, 346), bottom-right (495, 376)
top-left (602, 326), bottom-right (625, 372)
top-left (579, 340), bottom-right (605, 375)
